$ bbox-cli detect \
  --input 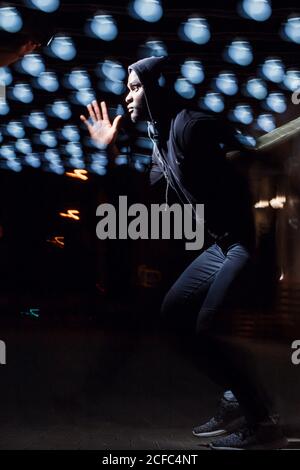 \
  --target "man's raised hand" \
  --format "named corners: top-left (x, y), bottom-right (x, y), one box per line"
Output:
top-left (80, 100), bottom-right (122, 148)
